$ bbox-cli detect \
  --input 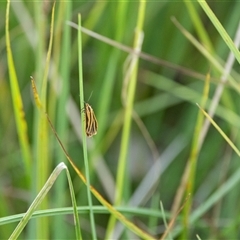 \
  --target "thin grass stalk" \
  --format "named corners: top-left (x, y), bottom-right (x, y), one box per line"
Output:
top-left (67, 21), bottom-right (220, 83)
top-left (49, 1), bottom-right (65, 126)
top-left (65, 165), bottom-right (82, 240)
top-left (116, 0), bottom-right (145, 207)
top-left (5, 0), bottom-right (31, 181)
top-left (78, 14), bottom-right (97, 240)
top-left (160, 201), bottom-right (173, 240)
top-left (53, 1), bottom-right (72, 239)
top-left (197, 105), bottom-right (240, 157)
top-left (181, 73), bottom-right (210, 238)
top-left (106, 2), bottom-right (146, 238)
top-left (87, 2), bottom-right (128, 207)
top-left (40, 3), bottom-right (55, 104)
top-left (47, 2), bottom-right (65, 131)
